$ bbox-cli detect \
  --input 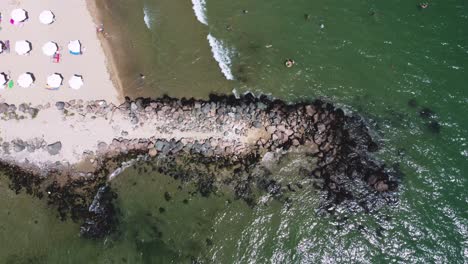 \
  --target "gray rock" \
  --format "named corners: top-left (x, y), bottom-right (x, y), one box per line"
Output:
top-left (305, 105), bottom-right (316, 116)
top-left (0, 103), bottom-right (9, 114)
top-left (27, 144), bottom-right (36, 152)
top-left (56, 102), bottom-right (65, 110)
top-left (256, 102), bottom-right (267, 110)
top-left (375, 181), bottom-right (389, 192)
top-left (47, 141), bottom-right (62, 155)
top-left (13, 140), bottom-right (26, 152)
top-left (292, 139), bottom-right (300, 146)
top-left (285, 129), bottom-right (294, 137)
top-left (130, 102), bottom-right (138, 112)
top-left (98, 142), bottom-right (108, 151)
top-left (253, 121), bottom-right (262, 128)
top-left (2, 142), bottom-right (10, 154)
top-left (28, 108), bottom-right (39, 117)
top-left (7, 104), bottom-right (17, 112)
top-left (155, 141), bottom-right (165, 151)
top-left (130, 115), bottom-right (139, 124)
top-left (18, 103), bottom-right (28, 113)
